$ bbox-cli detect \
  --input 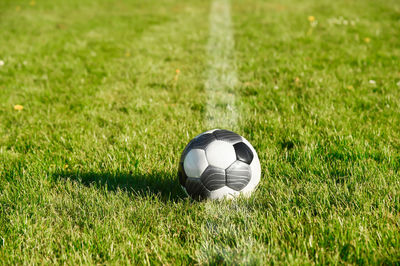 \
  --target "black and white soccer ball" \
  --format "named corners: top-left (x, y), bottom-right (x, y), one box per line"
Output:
top-left (178, 129), bottom-right (261, 200)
